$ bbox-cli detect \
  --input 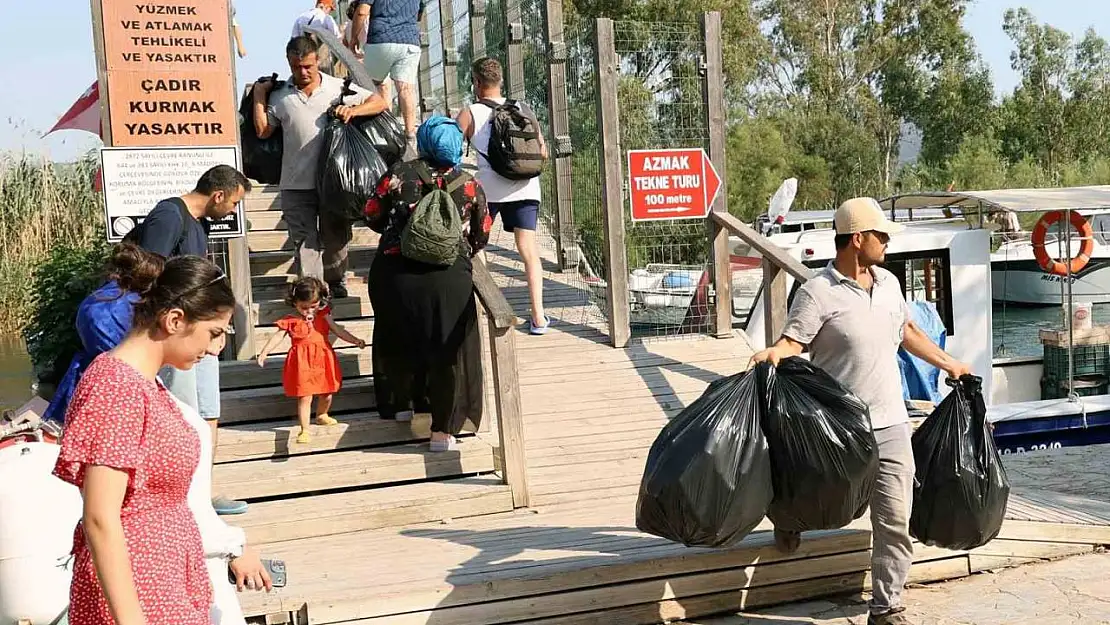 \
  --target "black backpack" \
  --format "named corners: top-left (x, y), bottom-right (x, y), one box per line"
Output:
top-left (122, 200), bottom-right (195, 256)
top-left (476, 99), bottom-right (546, 180)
